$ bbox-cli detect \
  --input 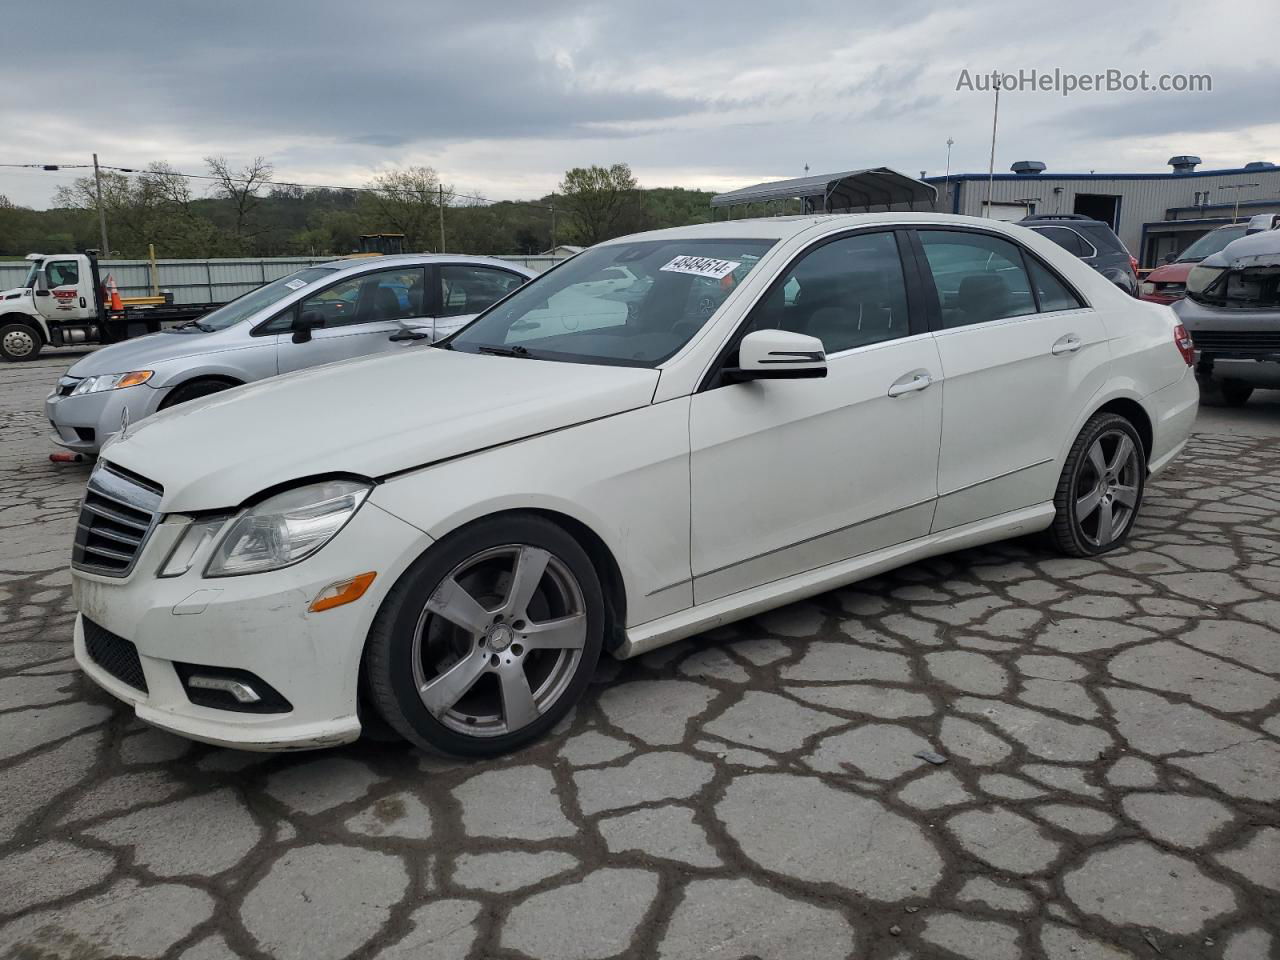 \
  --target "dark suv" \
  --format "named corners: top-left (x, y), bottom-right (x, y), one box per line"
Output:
top-left (1017, 214), bottom-right (1139, 296)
